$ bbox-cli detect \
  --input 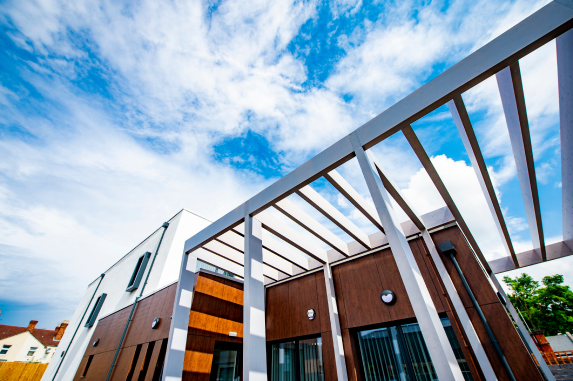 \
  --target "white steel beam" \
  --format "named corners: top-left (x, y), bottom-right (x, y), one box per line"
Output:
top-left (243, 215), bottom-right (267, 381)
top-left (255, 210), bottom-right (329, 263)
top-left (297, 185), bottom-right (372, 249)
top-left (402, 125), bottom-right (492, 273)
top-left (218, 230), bottom-right (308, 272)
top-left (325, 169), bottom-right (385, 232)
top-left (183, 3), bottom-right (573, 257)
top-left (557, 28), bottom-right (573, 251)
top-left (448, 96), bottom-right (519, 267)
top-left (323, 263), bottom-right (348, 381)
top-left (367, 151), bottom-right (425, 231)
top-left (351, 132), bottom-right (464, 381)
top-left (496, 63), bottom-right (546, 261)
top-left (274, 198), bottom-right (350, 256)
